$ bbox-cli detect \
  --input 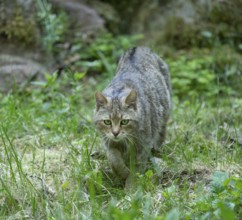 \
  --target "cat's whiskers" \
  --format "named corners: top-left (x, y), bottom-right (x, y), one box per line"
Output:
top-left (125, 135), bottom-right (137, 150)
top-left (102, 135), bottom-right (111, 146)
